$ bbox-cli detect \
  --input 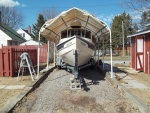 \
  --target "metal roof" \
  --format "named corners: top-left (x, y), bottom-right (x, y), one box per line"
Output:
top-left (128, 28), bottom-right (150, 38)
top-left (0, 23), bottom-right (26, 42)
top-left (40, 7), bottom-right (110, 43)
